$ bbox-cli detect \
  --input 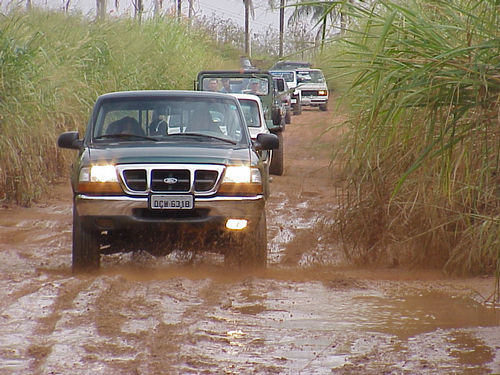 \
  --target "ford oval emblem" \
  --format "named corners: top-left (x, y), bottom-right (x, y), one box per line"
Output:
top-left (164, 177), bottom-right (178, 184)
